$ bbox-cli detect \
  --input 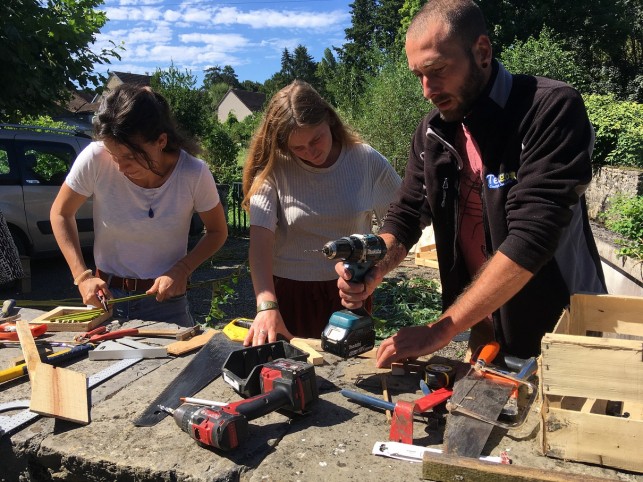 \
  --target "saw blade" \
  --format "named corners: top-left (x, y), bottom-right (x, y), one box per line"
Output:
top-left (132, 332), bottom-right (242, 427)
top-left (0, 358), bottom-right (142, 438)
